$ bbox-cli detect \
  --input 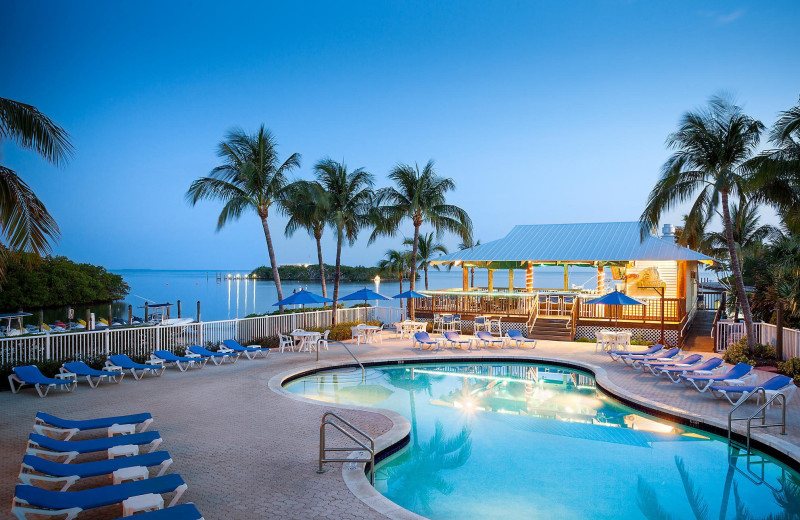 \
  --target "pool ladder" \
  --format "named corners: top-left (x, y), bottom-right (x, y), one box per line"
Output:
top-left (318, 411), bottom-right (375, 485)
top-left (727, 387), bottom-right (787, 453)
